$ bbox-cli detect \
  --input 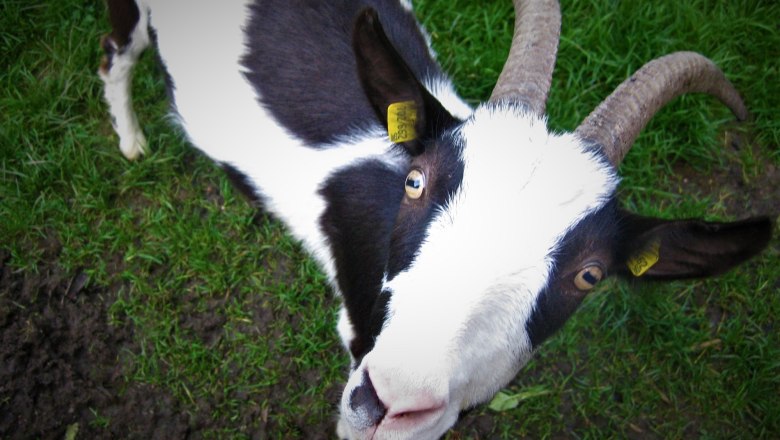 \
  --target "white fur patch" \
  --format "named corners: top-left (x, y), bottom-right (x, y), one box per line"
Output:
top-left (424, 77), bottom-right (473, 121)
